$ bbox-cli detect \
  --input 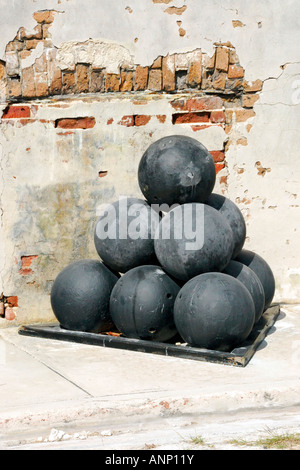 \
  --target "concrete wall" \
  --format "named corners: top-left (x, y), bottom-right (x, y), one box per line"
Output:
top-left (0, 0), bottom-right (299, 326)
